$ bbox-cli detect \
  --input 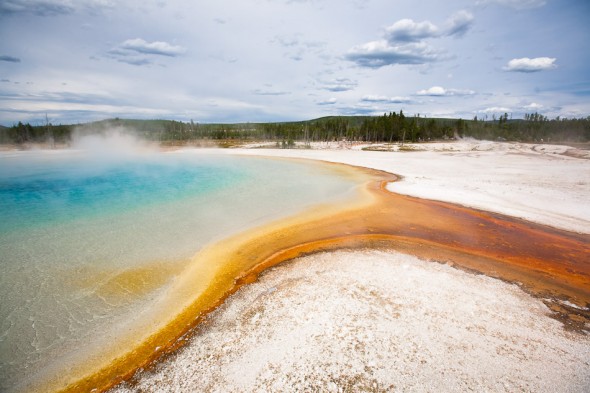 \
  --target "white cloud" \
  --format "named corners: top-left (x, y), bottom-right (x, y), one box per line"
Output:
top-left (416, 86), bottom-right (475, 96)
top-left (347, 10), bottom-right (472, 68)
top-left (523, 102), bottom-right (543, 110)
top-left (0, 0), bottom-right (74, 15)
top-left (450, 88), bottom-right (476, 96)
top-left (345, 40), bottom-right (443, 68)
top-left (480, 106), bottom-right (511, 114)
top-left (361, 95), bottom-right (412, 103)
top-left (317, 98), bottom-right (337, 105)
top-left (385, 19), bottom-right (439, 42)
top-left (320, 78), bottom-right (358, 92)
top-left (0, 0), bottom-right (586, 125)
top-left (107, 38), bottom-right (187, 66)
top-left (445, 11), bottom-right (474, 38)
top-left (272, 35), bottom-right (327, 62)
top-left (273, 35), bottom-right (300, 48)
top-left (417, 86), bottom-right (447, 96)
top-left (0, 0), bottom-right (113, 16)
top-left (385, 11), bottom-right (473, 43)
top-left (477, 0), bottom-right (546, 10)
top-left (118, 39), bottom-right (186, 57)
top-left (252, 89), bottom-right (290, 96)
top-left (503, 57), bottom-right (557, 72)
